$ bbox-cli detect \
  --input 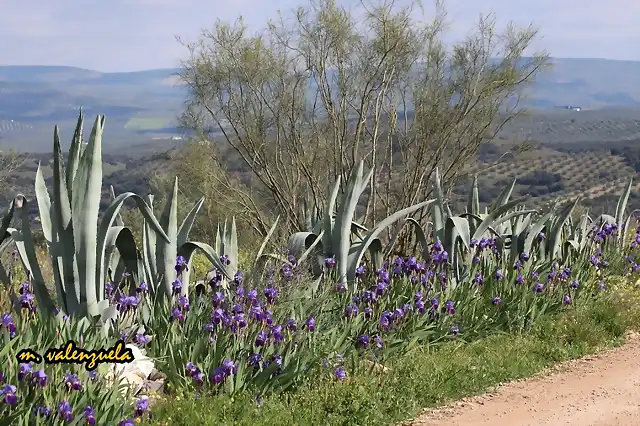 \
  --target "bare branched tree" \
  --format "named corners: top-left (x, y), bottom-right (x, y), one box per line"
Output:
top-left (178, 0), bottom-right (549, 243)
